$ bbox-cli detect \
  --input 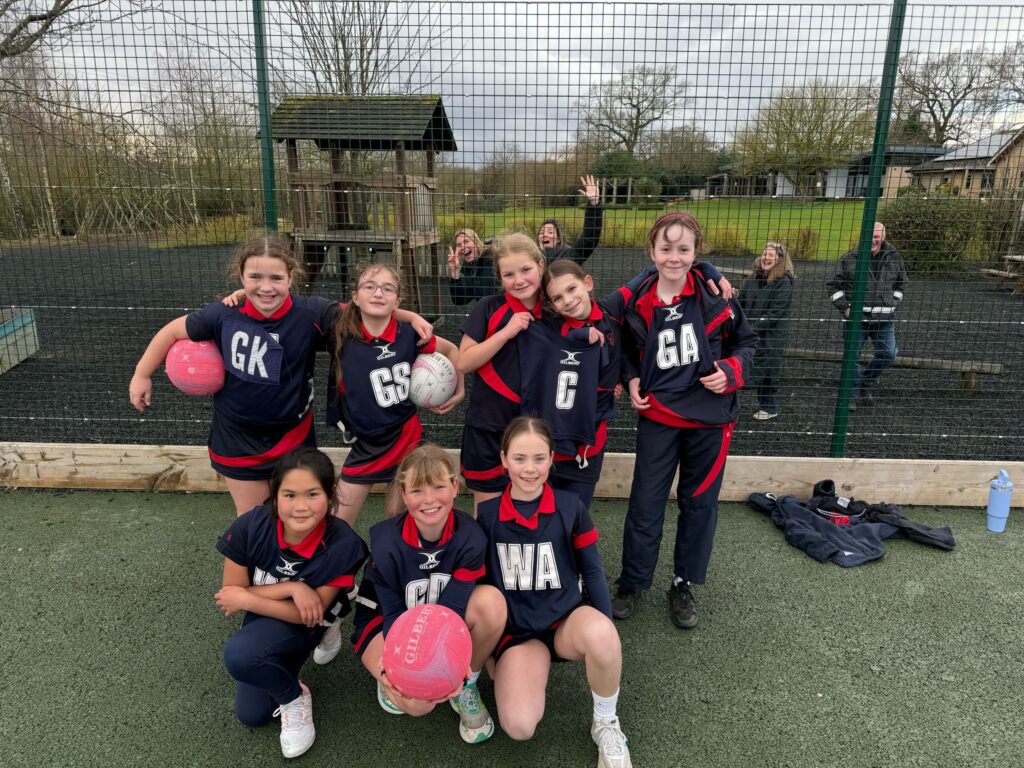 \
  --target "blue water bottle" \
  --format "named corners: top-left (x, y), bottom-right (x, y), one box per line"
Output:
top-left (986, 469), bottom-right (1013, 533)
